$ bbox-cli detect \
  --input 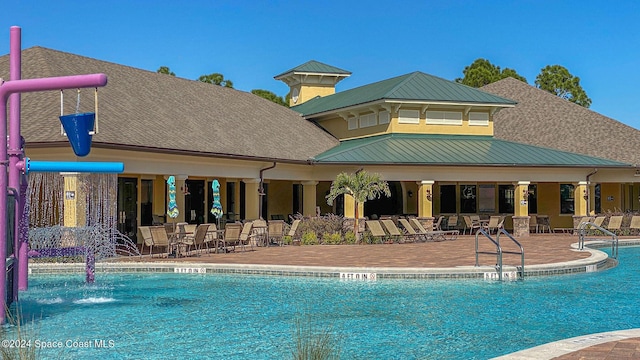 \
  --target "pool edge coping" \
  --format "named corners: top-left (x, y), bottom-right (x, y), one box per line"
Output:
top-left (28, 239), bottom-right (639, 279)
